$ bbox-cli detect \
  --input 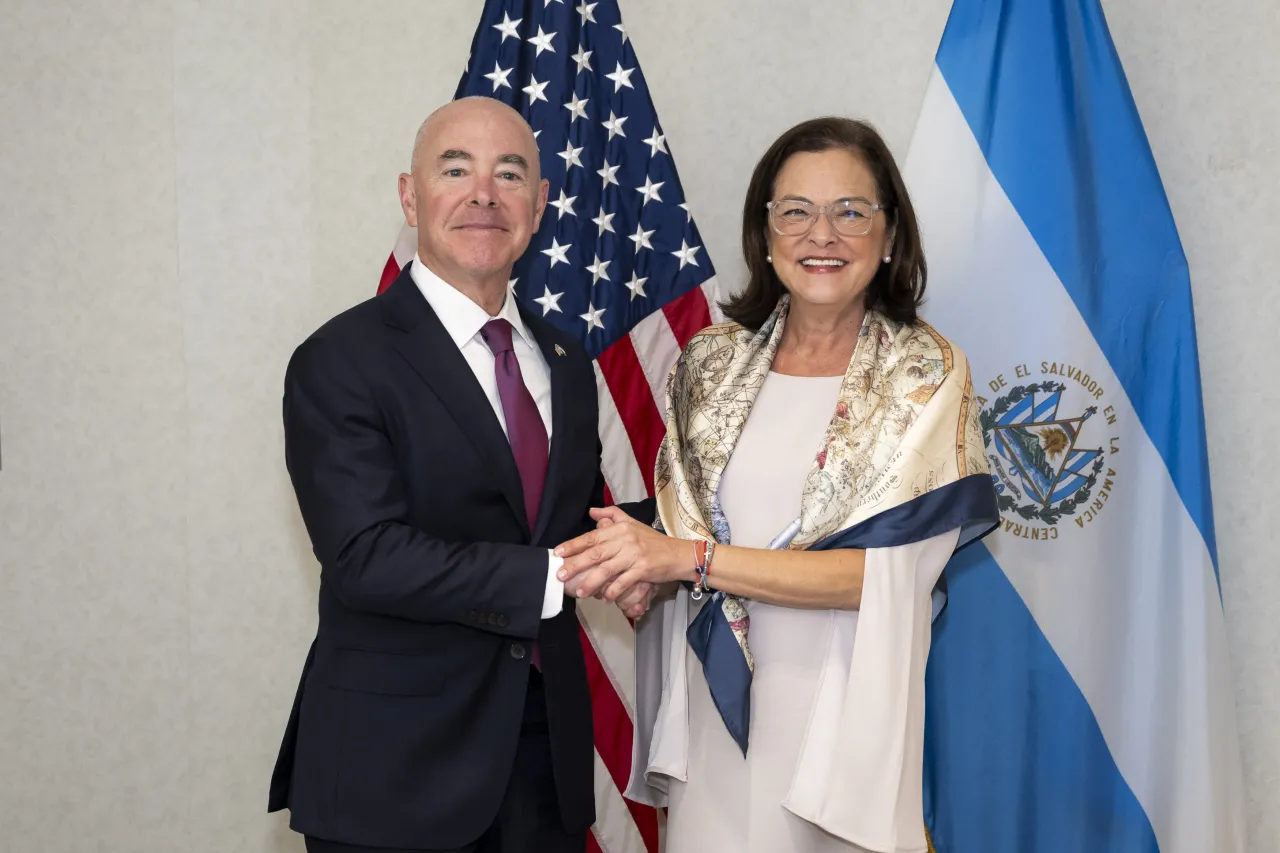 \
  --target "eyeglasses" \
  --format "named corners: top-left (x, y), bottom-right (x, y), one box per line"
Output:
top-left (766, 199), bottom-right (885, 237)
